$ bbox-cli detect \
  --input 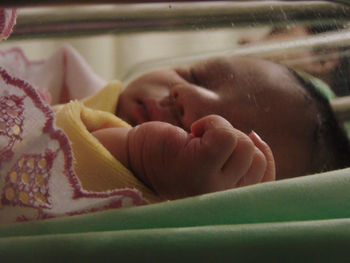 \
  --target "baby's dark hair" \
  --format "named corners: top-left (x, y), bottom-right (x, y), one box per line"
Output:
top-left (292, 70), bottom-right (350, 173)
